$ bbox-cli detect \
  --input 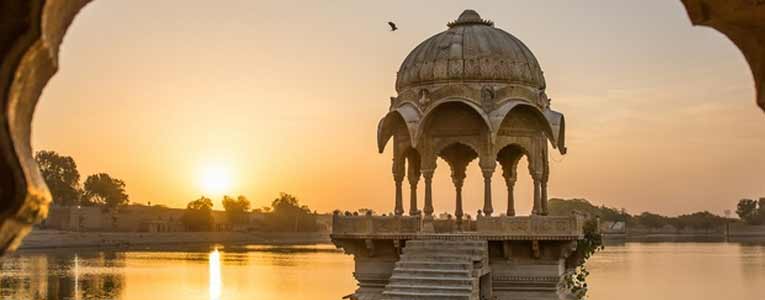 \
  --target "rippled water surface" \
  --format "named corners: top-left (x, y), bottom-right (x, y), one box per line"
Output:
top-left (1, 243), bottom-right (764, 300)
